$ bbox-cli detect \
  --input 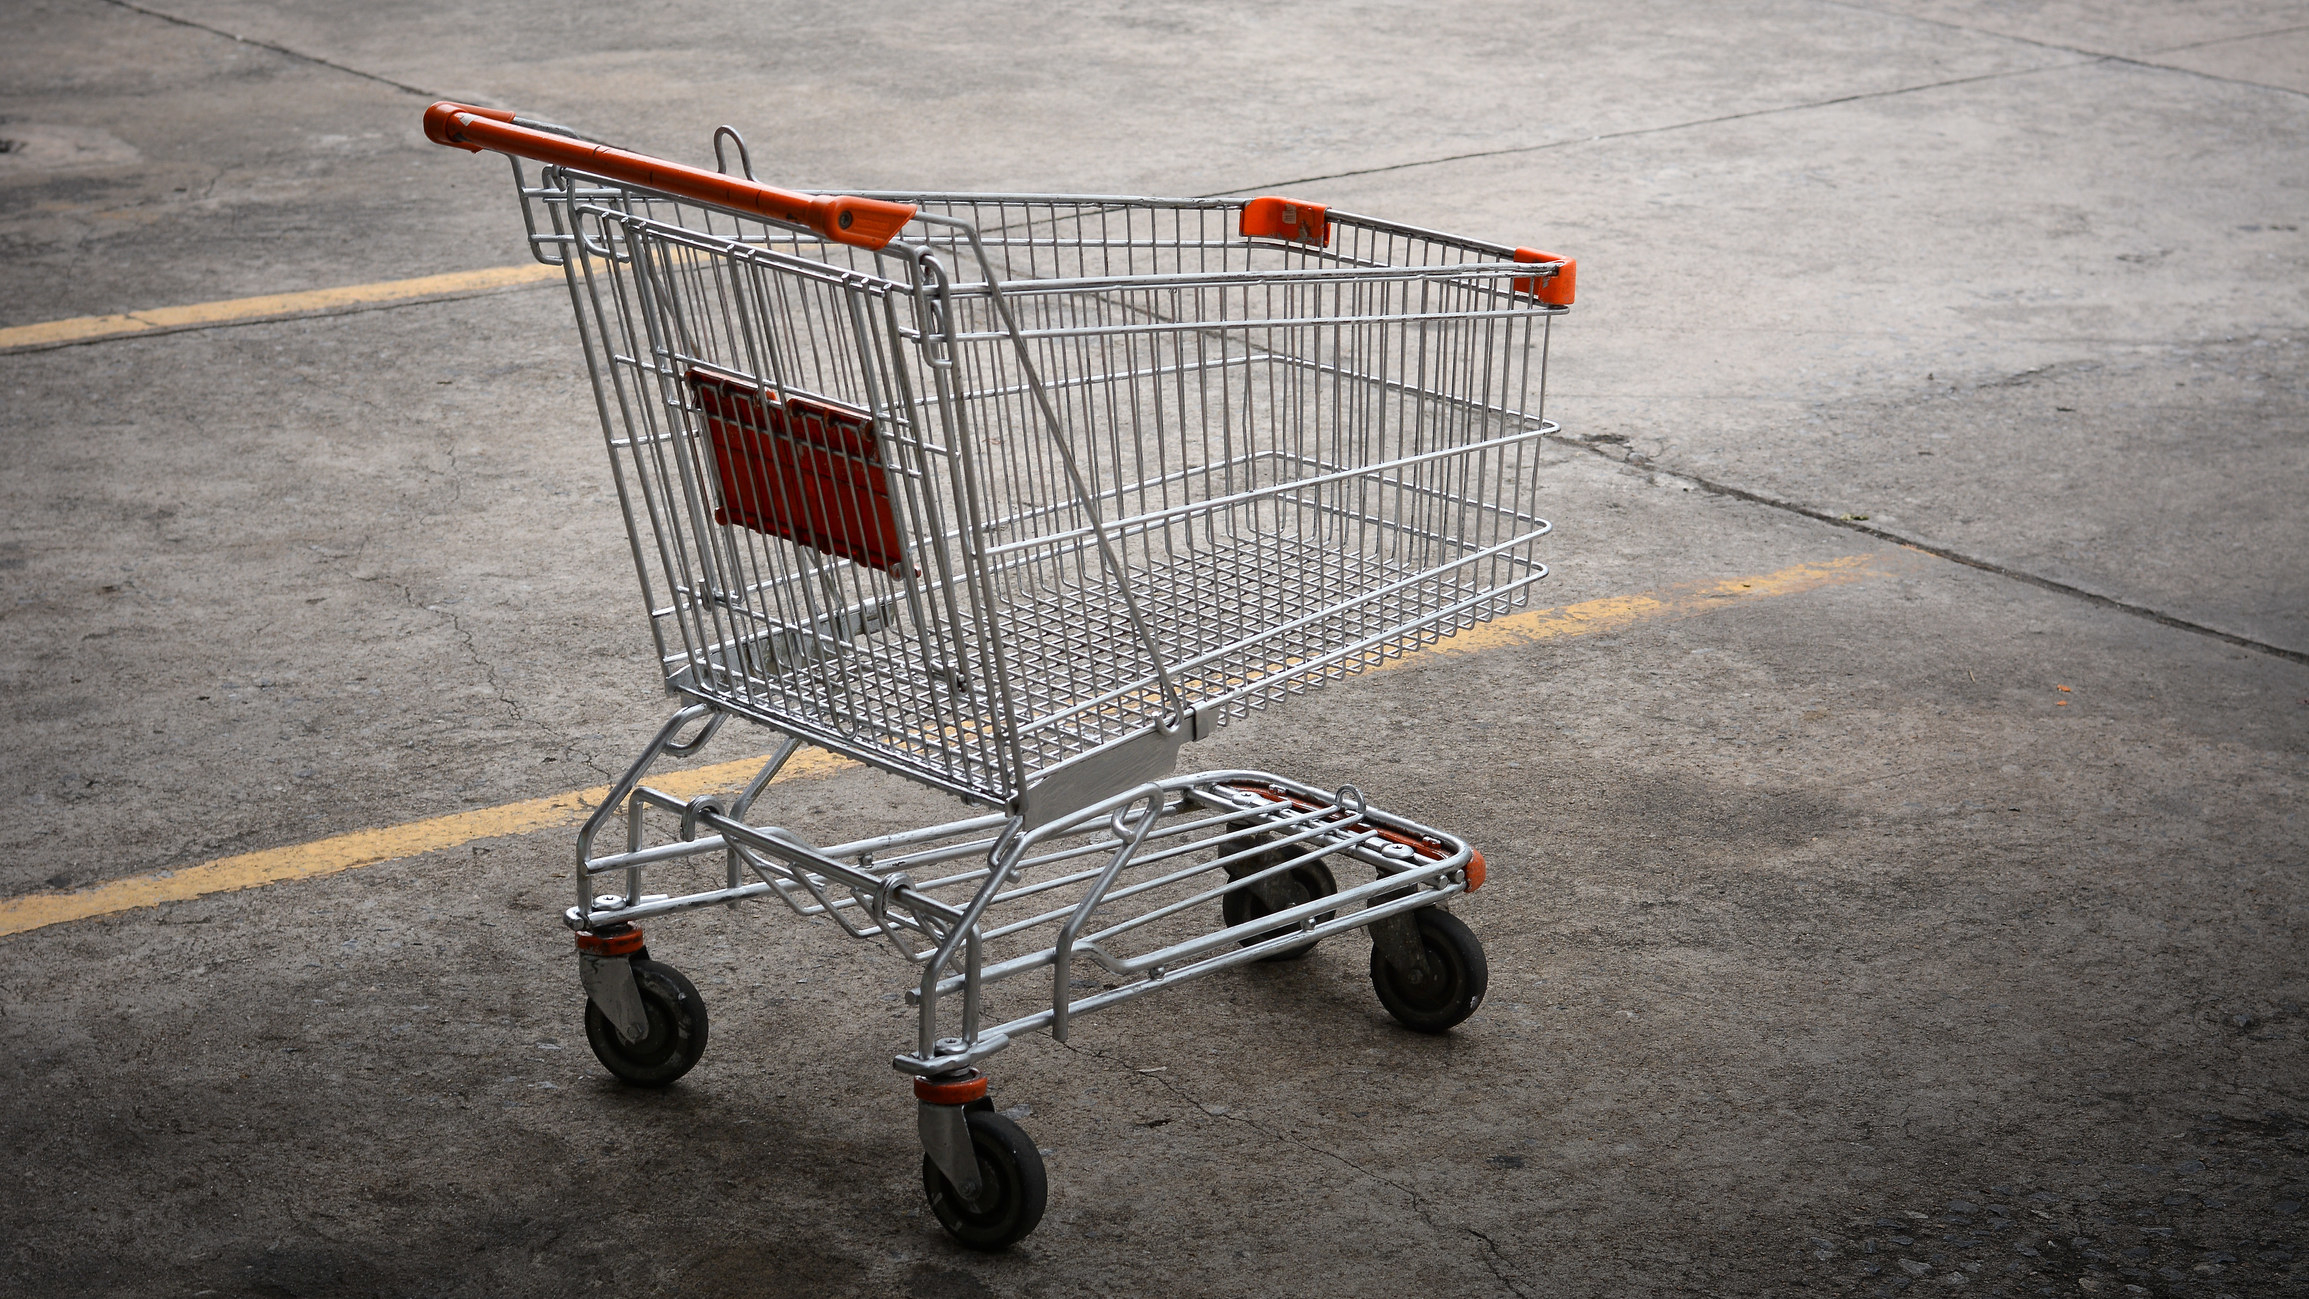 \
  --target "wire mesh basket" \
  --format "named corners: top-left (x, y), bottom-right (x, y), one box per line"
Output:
top-left (537, 177), bottom-right (1562, 820)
